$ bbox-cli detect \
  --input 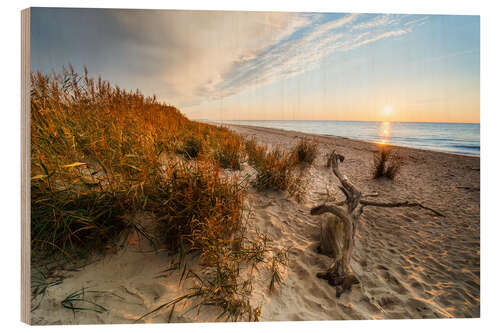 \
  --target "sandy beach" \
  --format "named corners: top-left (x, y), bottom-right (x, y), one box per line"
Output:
top-left (31, 124), bottom-right (480, 324)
